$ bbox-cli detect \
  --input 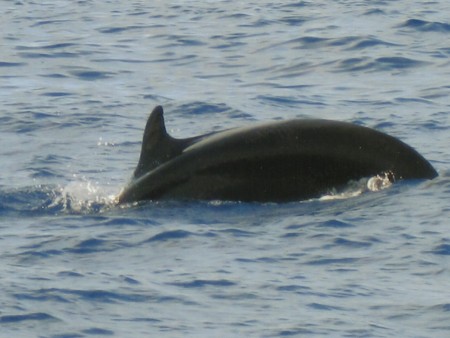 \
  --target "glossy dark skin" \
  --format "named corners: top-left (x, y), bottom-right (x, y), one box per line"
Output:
top-left (118, 106), bottom-right (437, 204)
